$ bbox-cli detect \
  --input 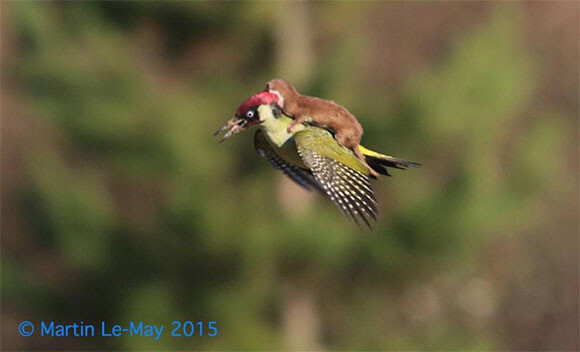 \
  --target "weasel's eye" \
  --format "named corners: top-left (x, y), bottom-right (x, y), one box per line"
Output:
top-left (245, 110), bottom-right (254, 119)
